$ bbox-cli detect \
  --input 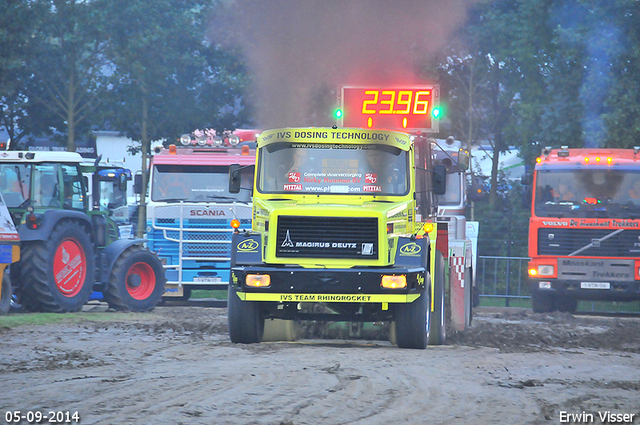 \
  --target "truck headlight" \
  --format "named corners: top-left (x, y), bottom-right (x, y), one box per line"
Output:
top-left (180, 134), bottom-right (191, 146)
top-left (246, 274), bottom-right (271, 288)
top-left (537, 265), bottom-right (554, 276)
top-left (381, 275), bottom-right (407, 289)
